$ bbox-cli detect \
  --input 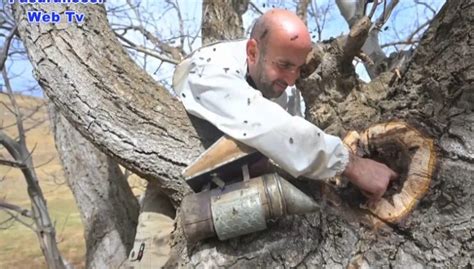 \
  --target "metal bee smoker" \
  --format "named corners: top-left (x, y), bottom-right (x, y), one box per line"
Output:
top-left (180, 136), bottom-right (319, 242)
